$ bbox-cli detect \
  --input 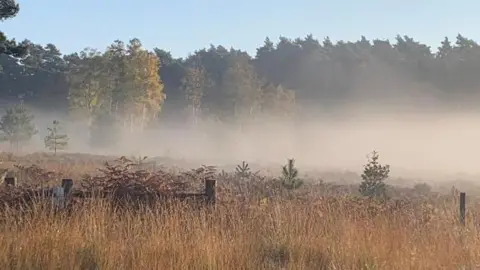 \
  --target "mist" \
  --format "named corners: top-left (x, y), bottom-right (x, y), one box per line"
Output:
top-left (3, 33), bottom-right (480, 185)
top-left (4, 95), bottom-right (480, 185)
